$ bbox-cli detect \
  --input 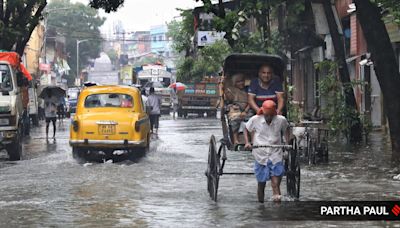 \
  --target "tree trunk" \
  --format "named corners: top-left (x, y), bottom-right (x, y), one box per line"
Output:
top-left (322, 0), bottom-right (362, 143)
top-left (355, 0), bottom-right (400, 162)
